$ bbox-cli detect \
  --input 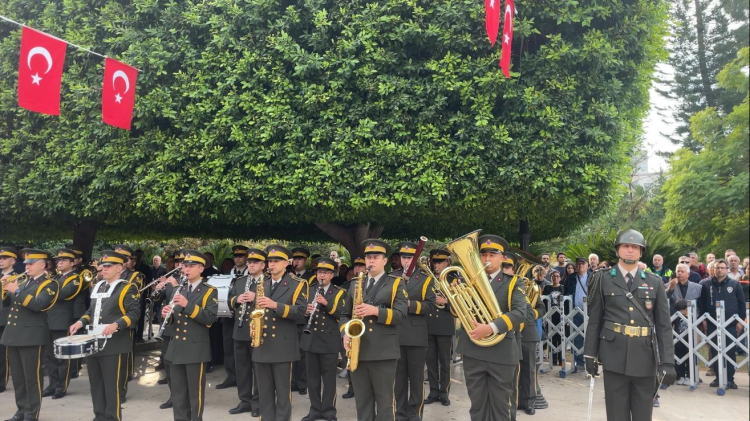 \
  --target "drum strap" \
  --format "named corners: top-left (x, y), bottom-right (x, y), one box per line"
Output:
top-left (90, 279), bottom-right (125, 331)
